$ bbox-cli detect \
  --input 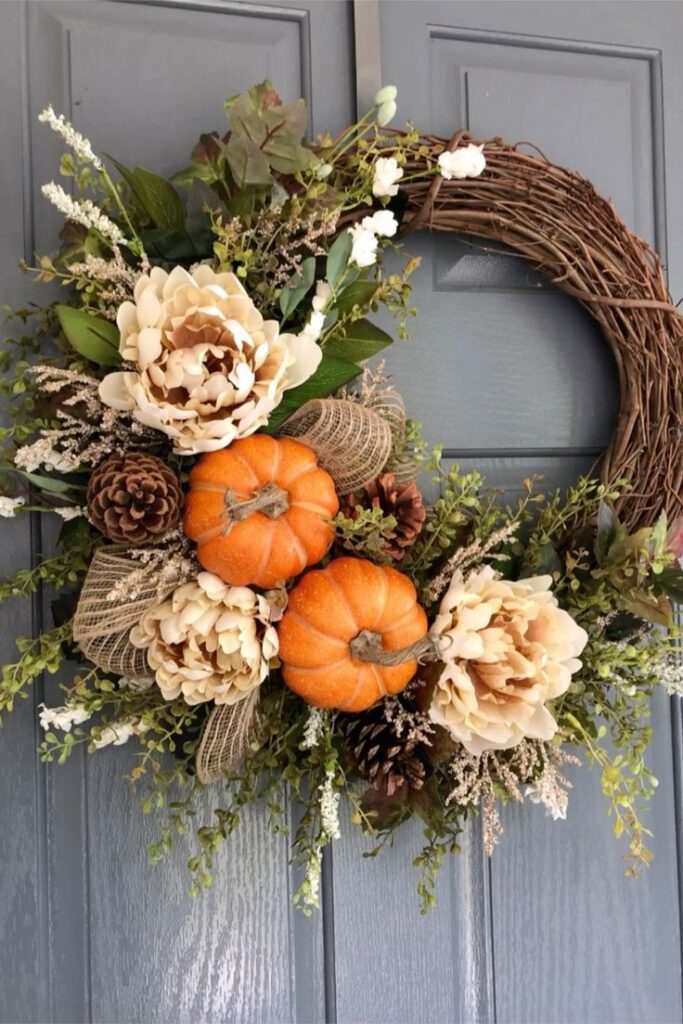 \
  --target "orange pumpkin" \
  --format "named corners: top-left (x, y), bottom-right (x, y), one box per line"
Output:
top-left (277, 556), bottom-right (429, 711)
top-left (183, 435), bottom-right (339, 587)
